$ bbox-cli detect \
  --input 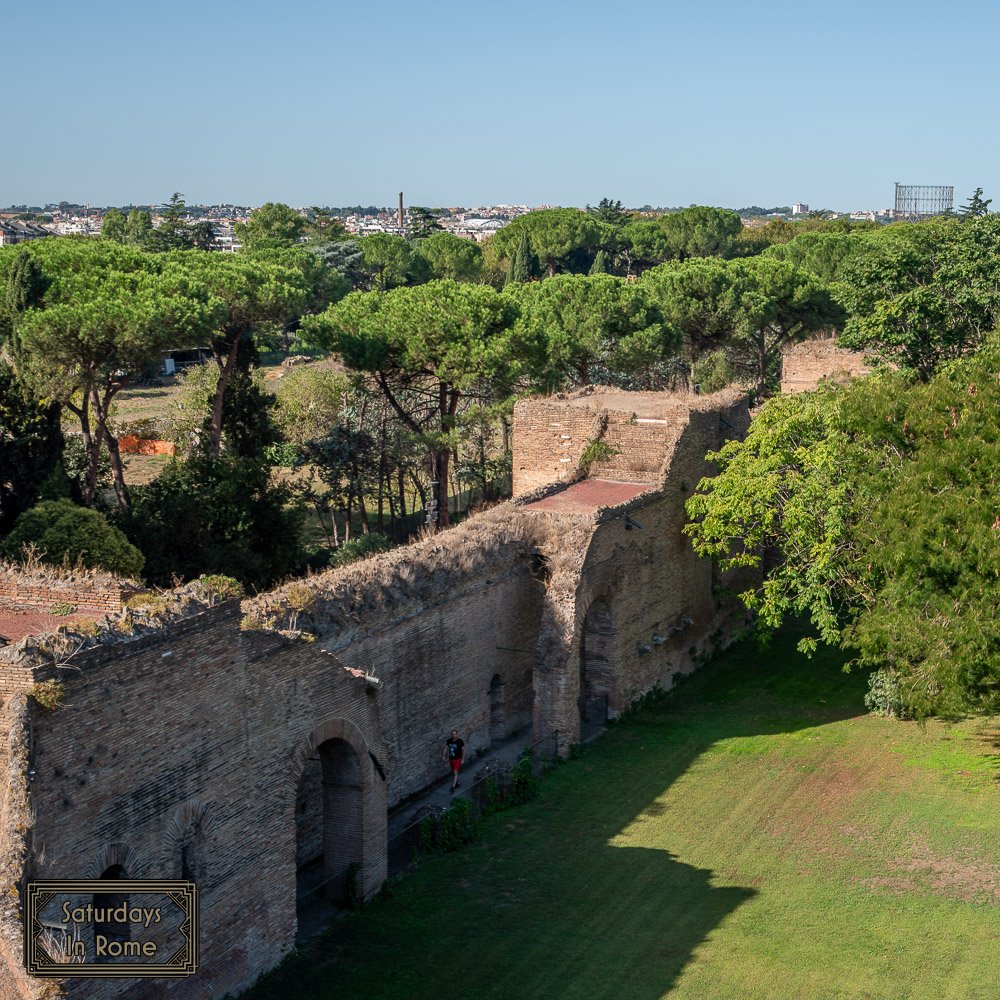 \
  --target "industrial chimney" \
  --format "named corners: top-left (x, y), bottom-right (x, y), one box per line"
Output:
top-left (398, 192), bottom-right (404, 228)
